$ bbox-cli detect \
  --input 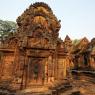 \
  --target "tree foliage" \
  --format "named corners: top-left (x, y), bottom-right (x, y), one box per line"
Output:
top-left (0, 19), bottom-right (17, 41)
top-left (72, 39), bottom-right (80, 46)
